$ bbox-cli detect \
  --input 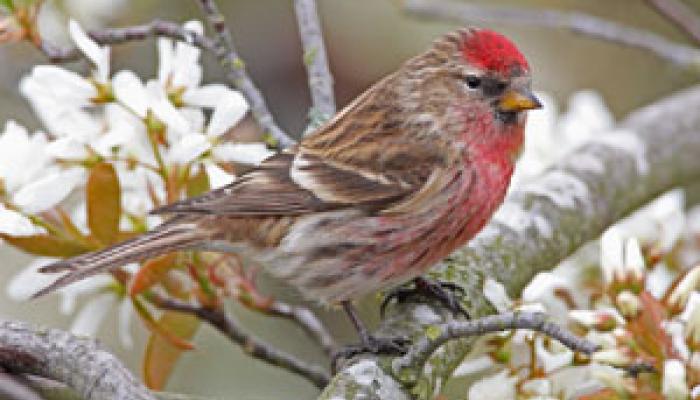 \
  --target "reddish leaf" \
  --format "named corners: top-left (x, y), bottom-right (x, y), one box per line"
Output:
top-left (627, 291), bottom-right (675, 361)
top-left (129, 253), bottom-right (179, 296)
top-left (142, 310), bottom-right (199, 390)
top-left (86, 162), bottom-right (121, 245)
top-left (0, 234), bottom-right (90, 257)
